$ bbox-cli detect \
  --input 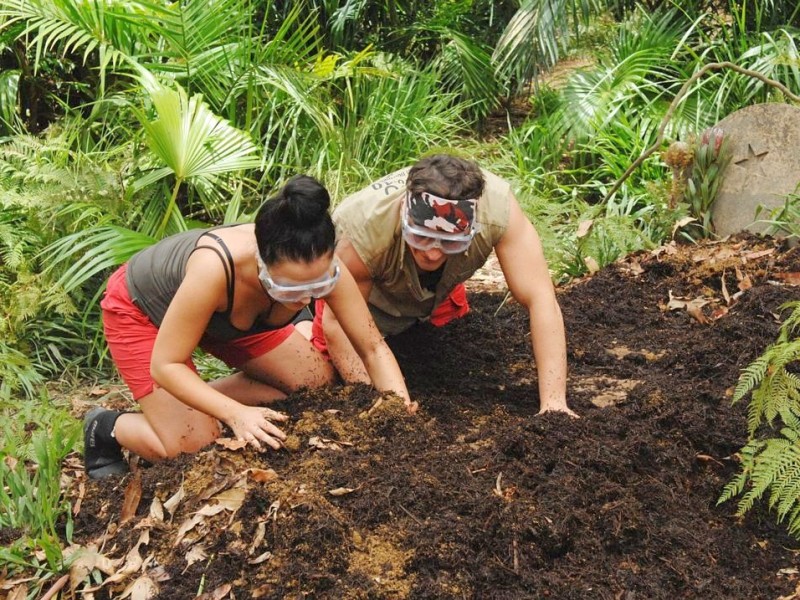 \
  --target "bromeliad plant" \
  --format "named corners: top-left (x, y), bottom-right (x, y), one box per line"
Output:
top-left (718, 301), bottom-right (800, 538)
top-left (683, 126), bottom-right (732, 237)
top-left (663, 126), bottom-right (732, 240)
